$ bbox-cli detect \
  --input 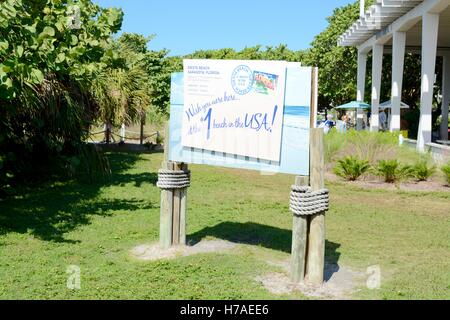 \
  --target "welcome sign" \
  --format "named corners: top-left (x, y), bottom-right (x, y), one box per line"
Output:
top-left (169, 61), bottom-right (315, 175)
top-left (182, 59), bottom-right (287, 162)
